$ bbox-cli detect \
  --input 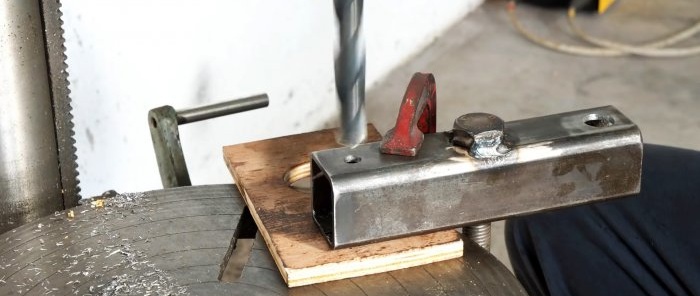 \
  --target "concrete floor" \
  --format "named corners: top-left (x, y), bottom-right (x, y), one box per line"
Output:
top-left (367, 0), bottom-right (700, 270)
